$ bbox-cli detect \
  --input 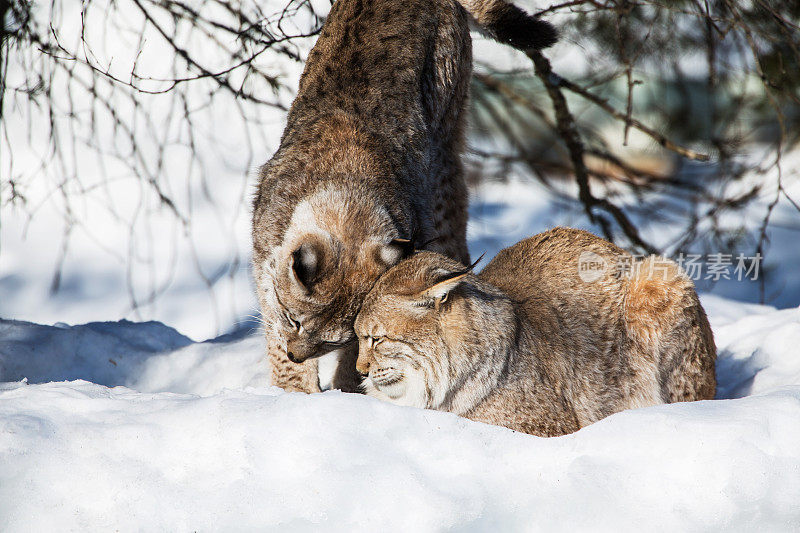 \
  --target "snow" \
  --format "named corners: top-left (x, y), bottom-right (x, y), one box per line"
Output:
top-left (1, 298), bottom-right (800, 530)
top-left (3, 0), bottom-right (800, 528)
top-left (0, 320), bottom-right (266, 396)
top-left (711, 305), bottom-right (800, 400)
top-left (2, 167), bottom-right (799, 530)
